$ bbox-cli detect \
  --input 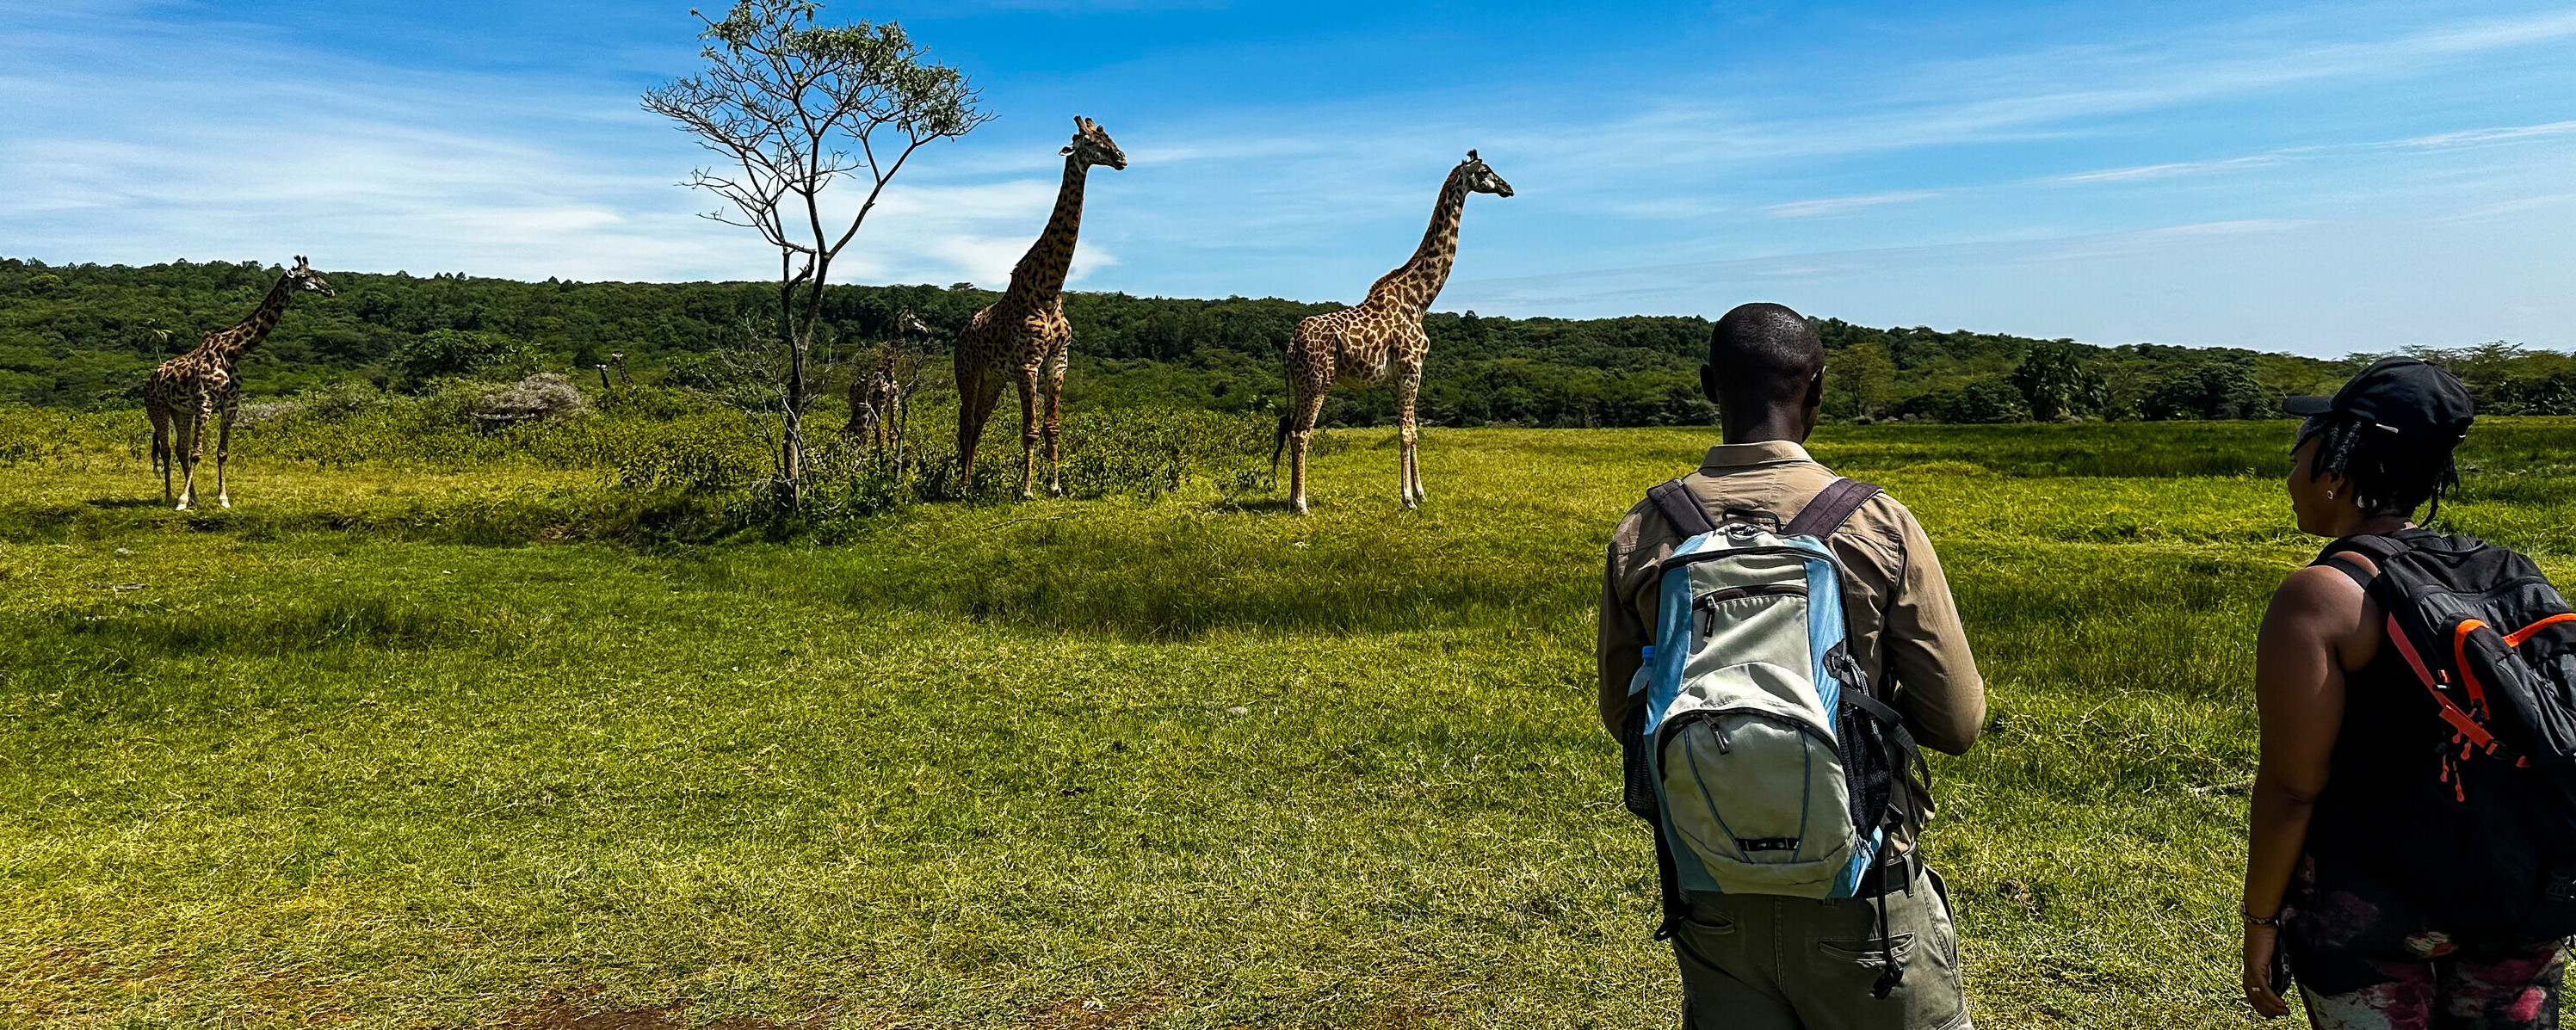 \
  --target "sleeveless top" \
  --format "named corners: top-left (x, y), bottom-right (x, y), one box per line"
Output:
top-left (2305, 543), bottom-right (2447, 869)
